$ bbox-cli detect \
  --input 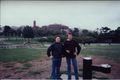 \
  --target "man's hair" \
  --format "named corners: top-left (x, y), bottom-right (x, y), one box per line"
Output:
top-left (55, 36), bottom-right (60, 39)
